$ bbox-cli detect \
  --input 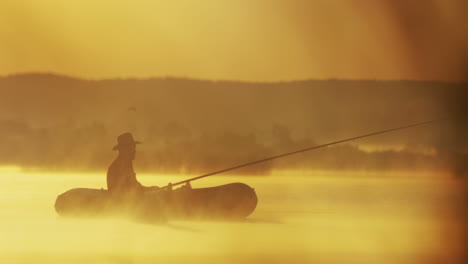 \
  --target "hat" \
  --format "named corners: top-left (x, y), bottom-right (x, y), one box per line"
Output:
top-left (112, 132), bottom-right (141, 151)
